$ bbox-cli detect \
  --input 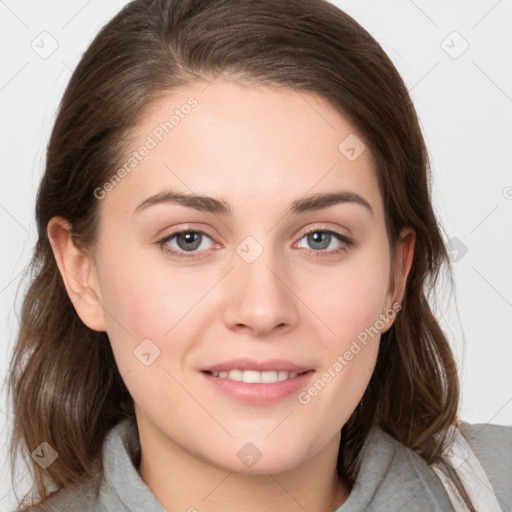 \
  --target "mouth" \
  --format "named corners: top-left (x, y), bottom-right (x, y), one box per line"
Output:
top-left (198, 359), bottom-right (315, 404)
top-left (202, 369), bottom-right (312, 383)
